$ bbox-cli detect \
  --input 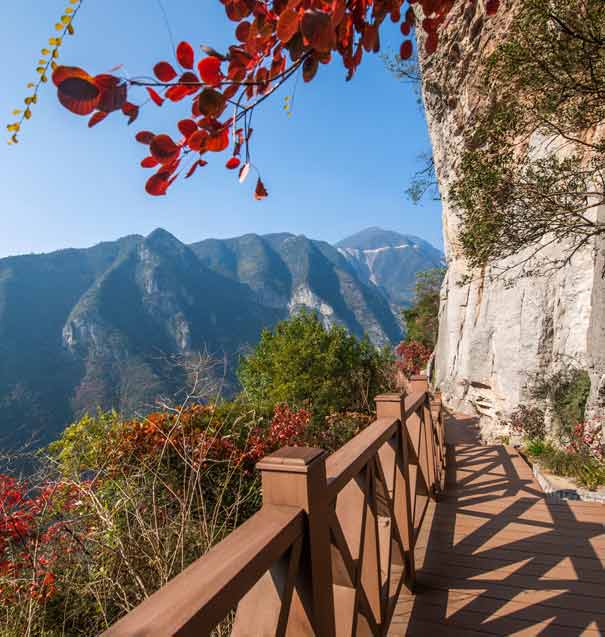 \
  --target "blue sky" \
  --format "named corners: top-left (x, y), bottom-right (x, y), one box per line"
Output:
top-left (1, 1), bottom-right (442, 258)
